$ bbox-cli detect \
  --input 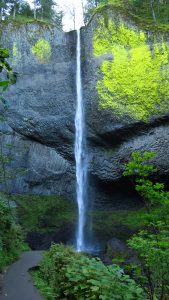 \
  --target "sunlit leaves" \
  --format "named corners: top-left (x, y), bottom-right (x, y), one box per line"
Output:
top-left (0, 48), bottom-right (17, 94)
top-left (0, 48), bottom-right (9, 59)
top-left (123, 151), bottom-right (157, 177)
